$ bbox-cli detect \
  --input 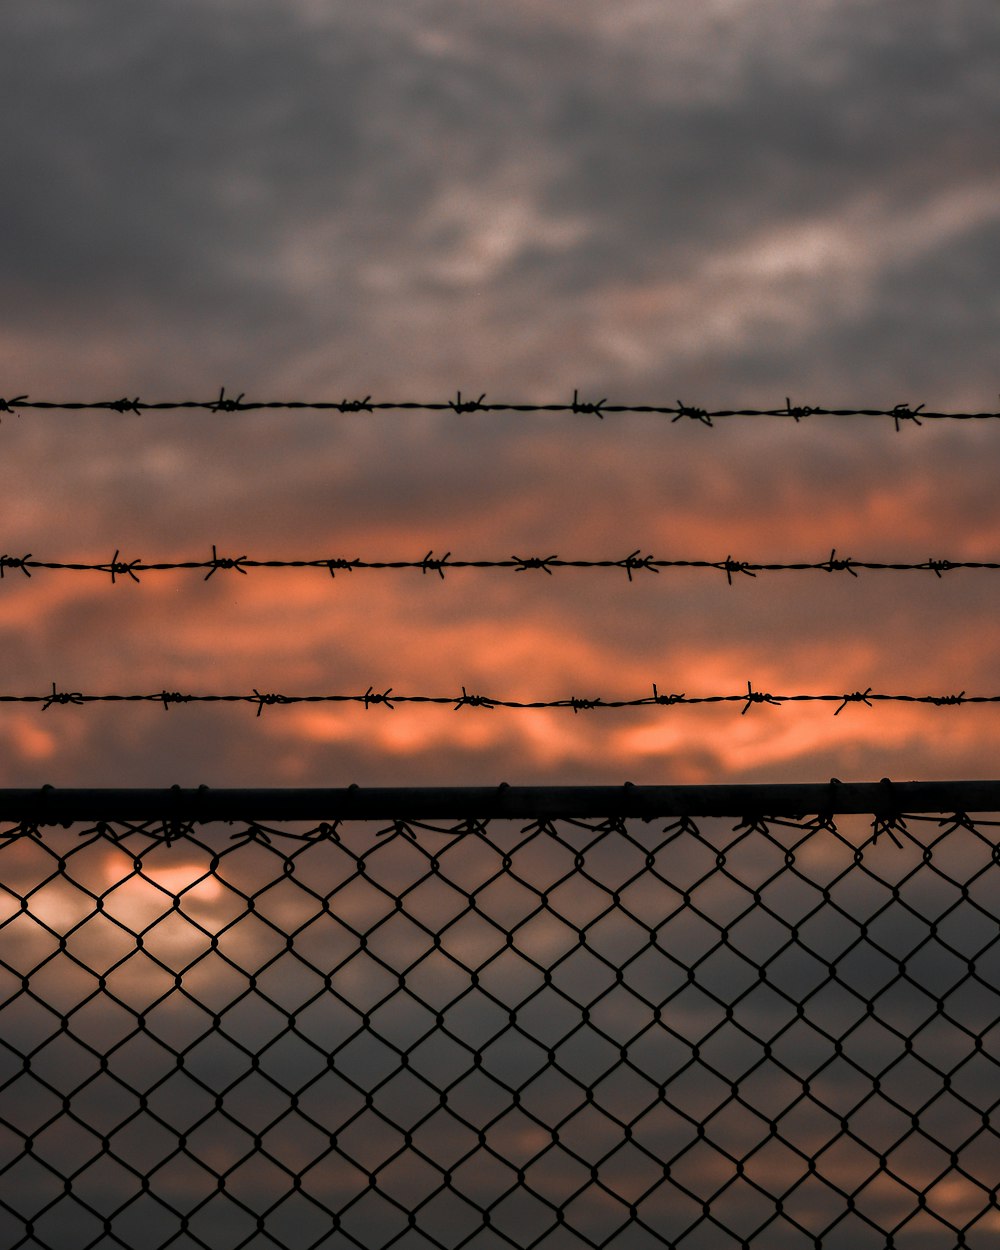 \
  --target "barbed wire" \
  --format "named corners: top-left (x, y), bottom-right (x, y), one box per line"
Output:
top-left (1, 389), bottom-right (998, 427)
top-left (1, 547), bottom-right (996, 583)
top-left (12, 680), bottom-right (987, 715)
